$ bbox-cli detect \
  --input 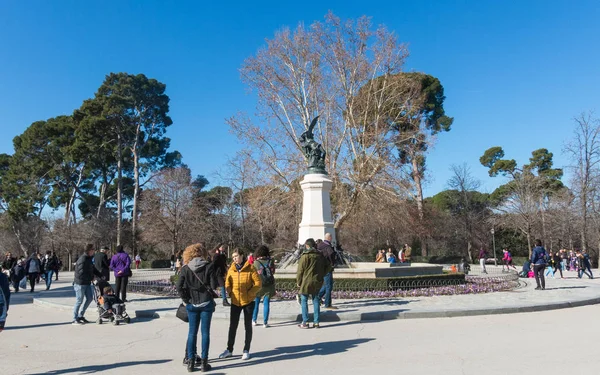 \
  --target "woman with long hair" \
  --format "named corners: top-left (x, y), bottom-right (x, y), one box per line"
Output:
top-left (177, 243), bottom-right (218, 372)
